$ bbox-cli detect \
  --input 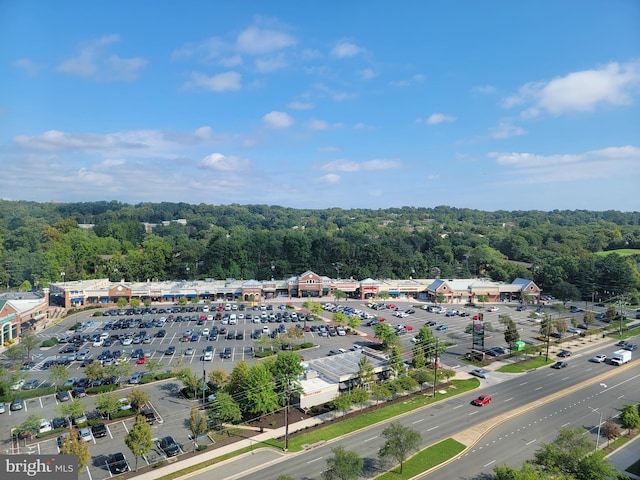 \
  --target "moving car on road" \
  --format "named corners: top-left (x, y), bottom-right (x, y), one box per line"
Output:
top-left (471, 394), bottom-right (492, 406)
top-left (590, 354), bottom-right (607, 363)
top-left (551, 361), bottom-right (568, 369)
top-left (470, 368), bottom-right (489, 379)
